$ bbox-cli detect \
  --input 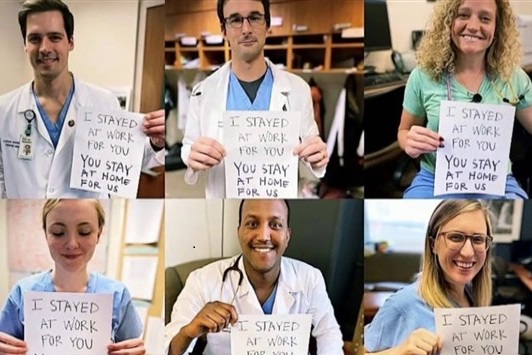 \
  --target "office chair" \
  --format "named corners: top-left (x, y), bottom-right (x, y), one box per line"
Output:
top-left (510, 119), bottom-right (532, 196)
